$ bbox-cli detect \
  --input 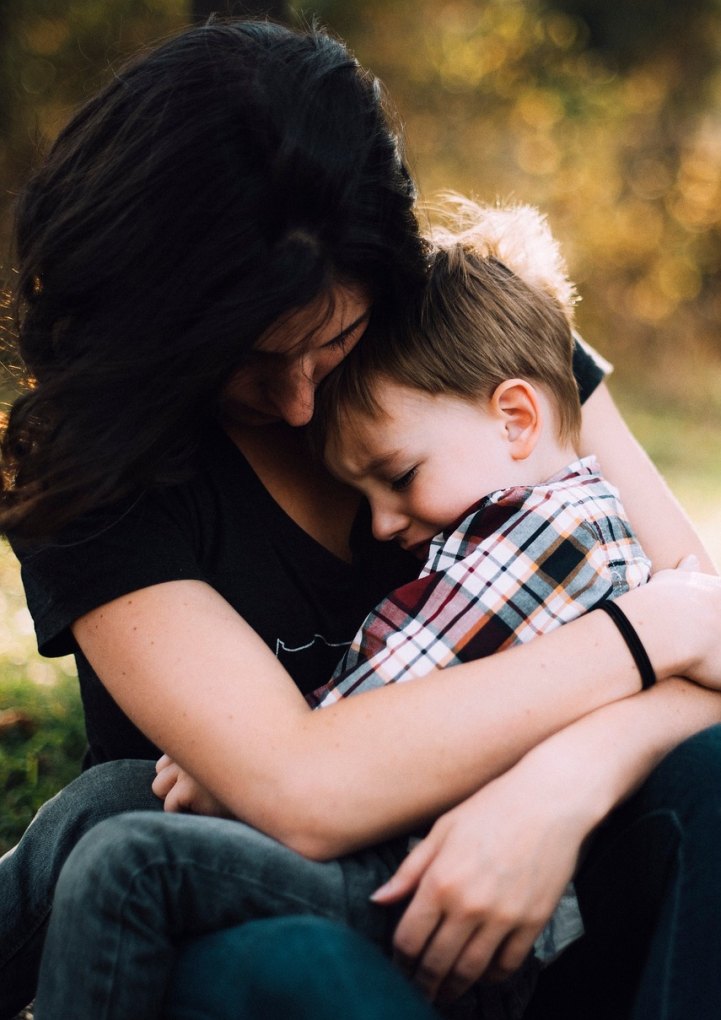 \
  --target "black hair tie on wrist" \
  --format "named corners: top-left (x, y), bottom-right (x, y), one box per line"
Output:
top-left (594, 599), bottom-right (657, 690)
